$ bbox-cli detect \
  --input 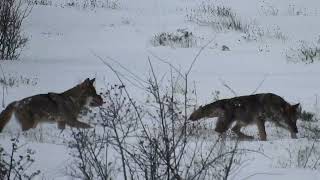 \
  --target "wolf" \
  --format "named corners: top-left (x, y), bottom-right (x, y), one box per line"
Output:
top-left (189, 93), bottom-right (300, 141)
top-left (0, 78), bottom-right (103, 132)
